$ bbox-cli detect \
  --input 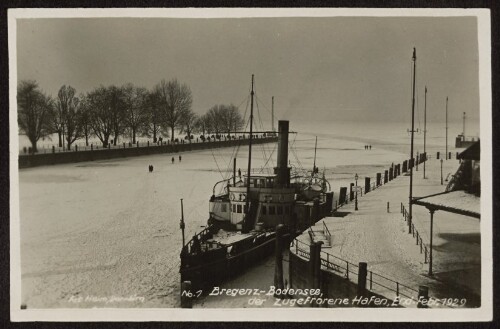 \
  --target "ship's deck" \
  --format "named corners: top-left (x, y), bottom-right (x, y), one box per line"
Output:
top-left (209, 229), bottom-right (273, 246)
top-left (209, 230), bottom-right (254, 245)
